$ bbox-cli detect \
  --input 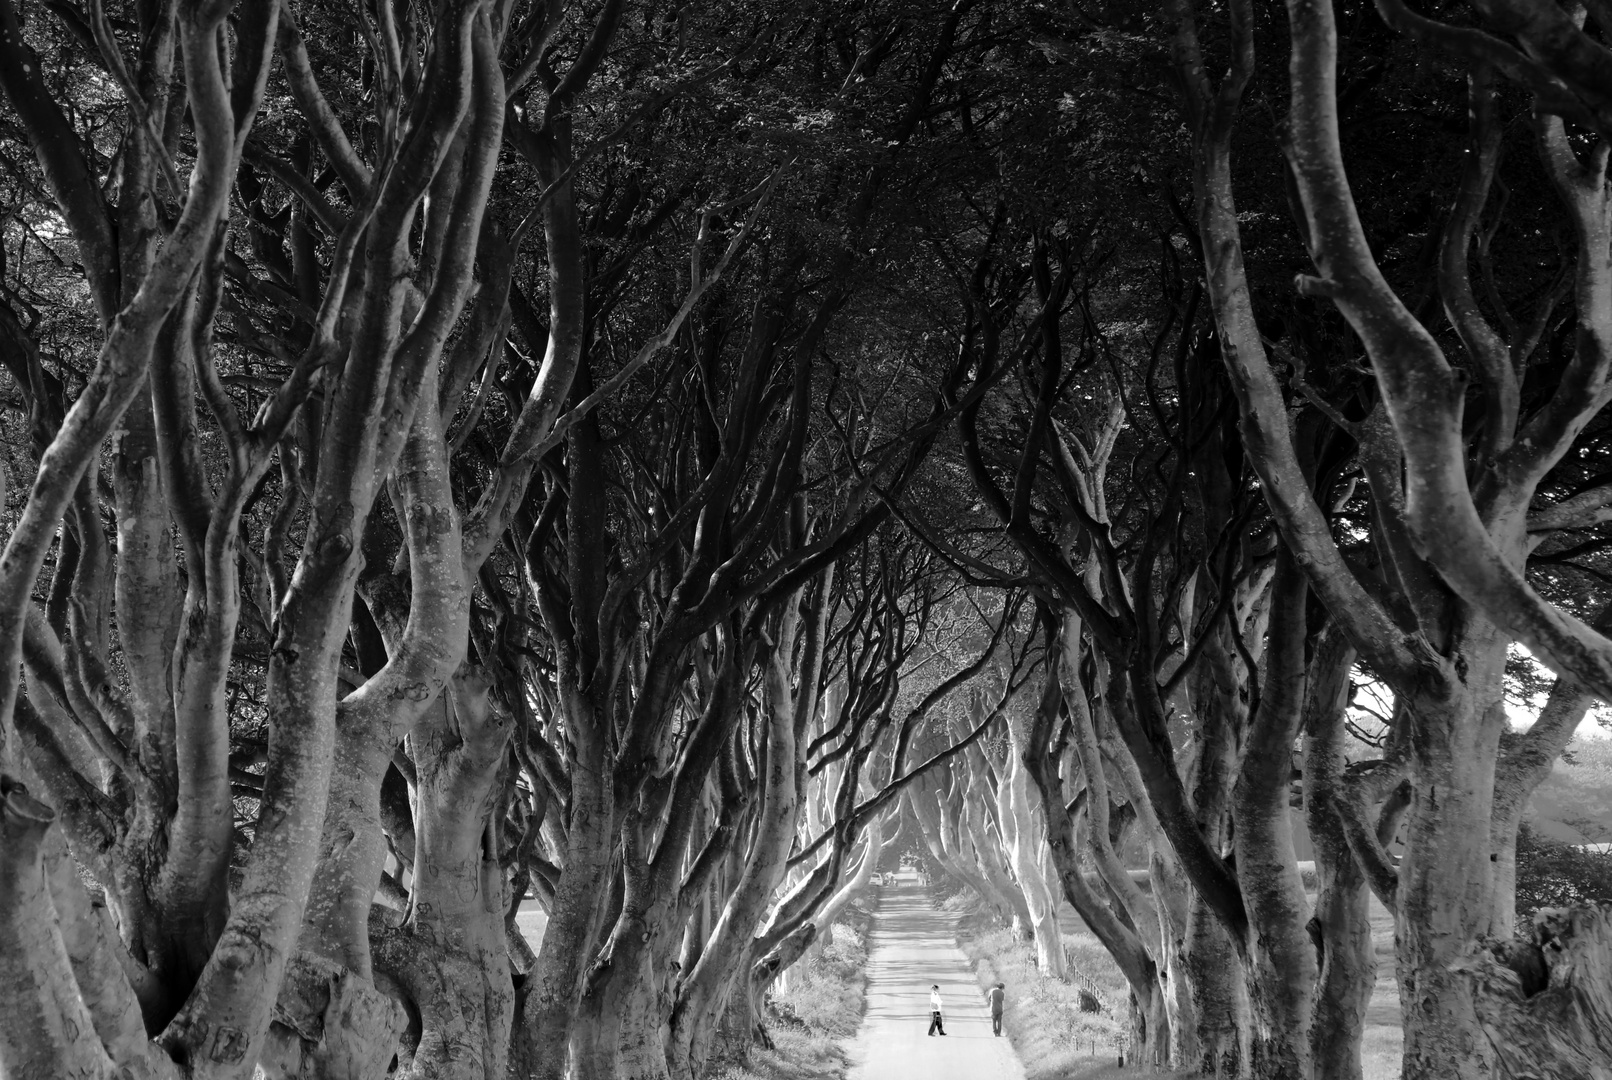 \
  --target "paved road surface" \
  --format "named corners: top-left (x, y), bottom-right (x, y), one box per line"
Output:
top-left (845, 874), bottom-right (1027, 1080)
